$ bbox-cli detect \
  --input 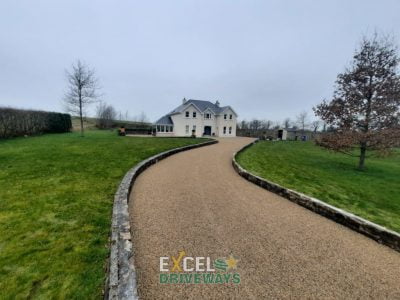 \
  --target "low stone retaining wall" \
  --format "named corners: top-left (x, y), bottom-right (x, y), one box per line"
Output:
top-left (105, 139), bottom-right (218, 299)
top-left (232, 139), bottom-right (400, 252)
